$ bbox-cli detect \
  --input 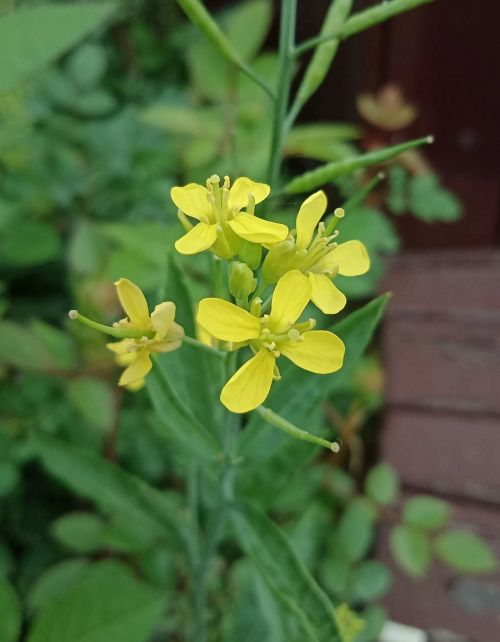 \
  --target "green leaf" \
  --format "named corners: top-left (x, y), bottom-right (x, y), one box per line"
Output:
top-left (336, 498), bottom-right (376, 563)
top-left (147, 252), bottom-right (223, 457)
top-left (36, 435), bottom-right (184, 548)
top-left (285, 123), bottom-right (361, 162)
top-left (226, 0), bottom-right (272, 62)
top-left (28, 559), bottom-right (90, 613)
top-left (0, 320), bottom-right (54, 370)
top-left (408, 174), bottom-right (462, 222)
top-left (390, 525), bottom-right (430, 578)
top-left (434, 530), bottom-right (497, 573)
top-left (354, 606), bottom-right (387, 642)
top-left (67, 43), bottom-right (107, 89)
top-left (232, 502), bottom-right (342, 642)
top-left (0, 576), bottom-right (21, 642)
top-left (0, 220), bottom-right (61, 267)
top-left (364, 463), bottom-right (399, 506)
top-left (51, 512), bottom-right (105, 553)
top-left (402, 496), bottom-right (450, 530)
top-left (68, 378), bottom-right (115, 432)
top-left (30, 321), bottom-right (78, 371)
top-left (0, 3), bottom-right (116, 93)
top-left (27, 560), bottom-right (165, 642)
top-left (283, 137), bottom-right (432, 194)
top-left (0, 462), bottom-right (19, 496)
top-left (349, 560), bottom-right (391, 602)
